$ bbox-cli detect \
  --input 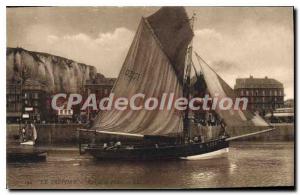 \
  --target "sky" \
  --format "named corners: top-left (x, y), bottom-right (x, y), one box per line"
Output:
top-left (7, 7), bottom-right (294, 99)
